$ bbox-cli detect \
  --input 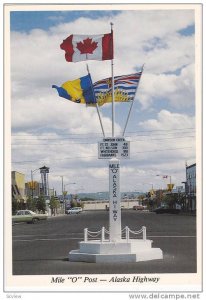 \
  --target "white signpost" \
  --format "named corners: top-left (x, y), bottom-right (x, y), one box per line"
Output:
top-left (109, 158), bottom-right (121, 242)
